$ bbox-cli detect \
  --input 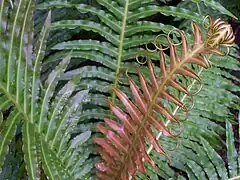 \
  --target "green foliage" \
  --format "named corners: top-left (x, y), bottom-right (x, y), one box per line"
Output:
top-left (0, 0), bottom-right (239, 179)
top-left (37, 0), bottom-right (205, 130)
top-left (0, 1), bottom-right (94, 179)
top-left (157, 118), bottom-right (240, 180)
